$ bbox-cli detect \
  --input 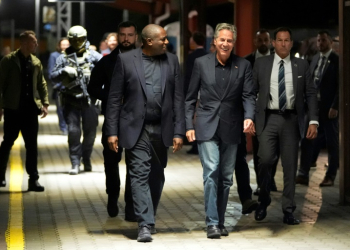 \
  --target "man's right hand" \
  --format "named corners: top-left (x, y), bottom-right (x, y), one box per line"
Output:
top-left (186, 130), bottom-right (196, 142)
top-left (108, 136), bottom-right (119, 153)
top-left (63, 66), bottom-right (78, 78)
